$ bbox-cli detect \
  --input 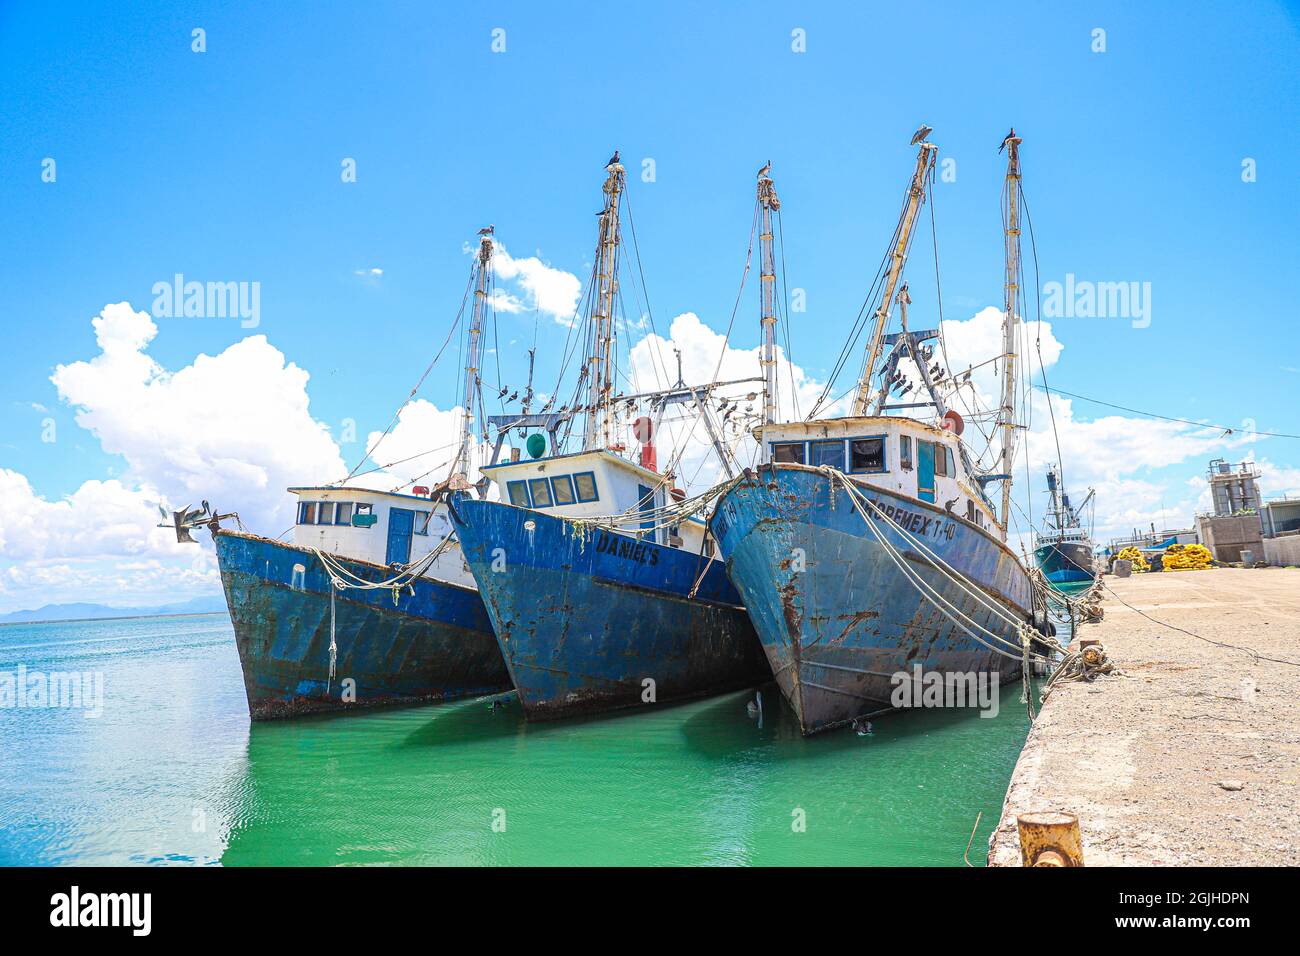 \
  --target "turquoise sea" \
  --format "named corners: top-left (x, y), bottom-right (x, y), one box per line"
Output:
top-left (0, 612), bottom-right (1042, 865)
